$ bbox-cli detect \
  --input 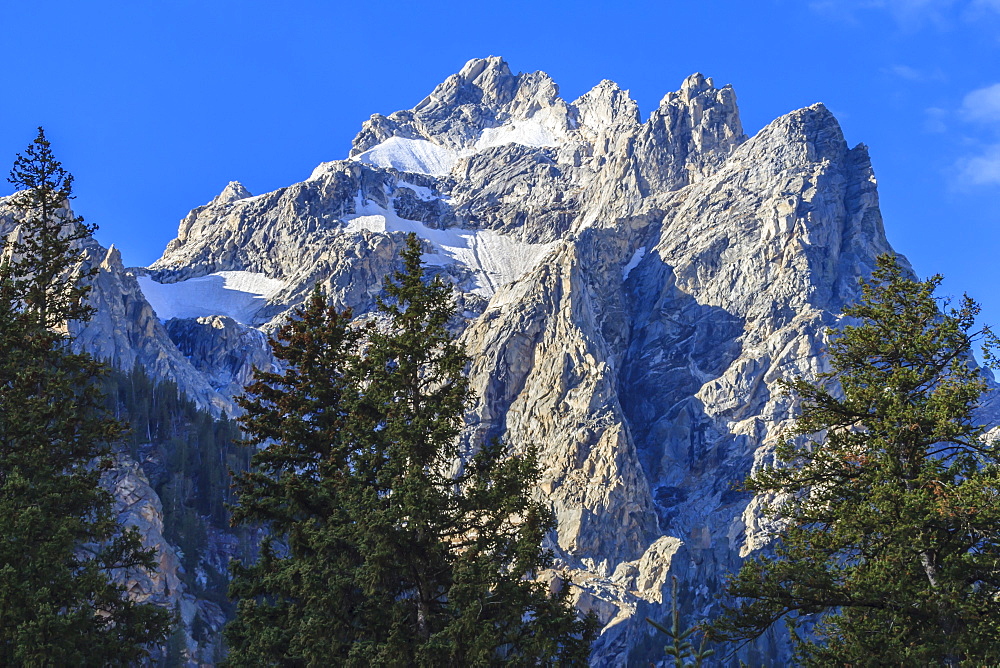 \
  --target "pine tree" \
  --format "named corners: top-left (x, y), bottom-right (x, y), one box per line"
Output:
top-left (350, 233), bottom-right (595, 665)
top-left (226, 234), bottom-right (595, 666)
top-left (0, 128), bottom-right (171, 665)
top-left (714, 254), bottom-right (1000, 665)
top-left (645, 577), bottom-right (714, 668)
top-left (3, 127), bottom-right (95, 328)
top-left (225, 286), bottom-right (366, 664)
